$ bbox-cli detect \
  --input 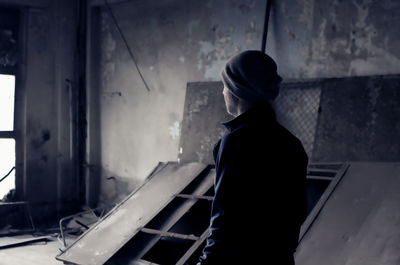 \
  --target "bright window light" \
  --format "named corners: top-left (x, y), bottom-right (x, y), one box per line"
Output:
top-left (0, 74), bottom-right (16, 200)
top-left (0, 74), bottom-right (15, 131)
top-left (0, 139), bottom-right (15, 199)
